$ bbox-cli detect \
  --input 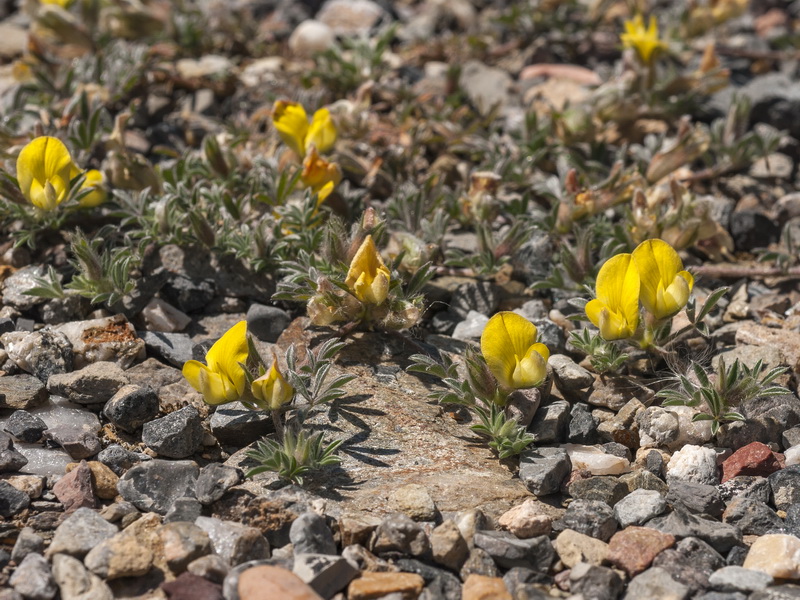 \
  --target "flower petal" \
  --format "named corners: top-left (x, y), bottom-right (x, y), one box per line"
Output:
top-left (345, 235), bottom-right (390, 305)
top-left (306, 108), bottom-right (337, 154)
top-left (633, 239), bottom-right (688, 319)
top-left (205, 320), bottom-right (249, 396)
top-left (16, 136), bottom-right (76, 209)
top-left (272, 100), bottom-right (309, 158)
top-left (481, 312), bottom-right (541, 389)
